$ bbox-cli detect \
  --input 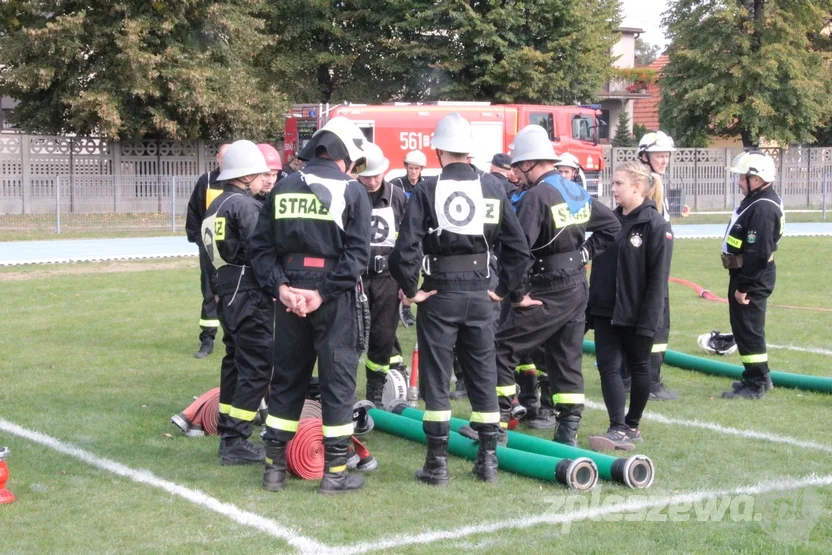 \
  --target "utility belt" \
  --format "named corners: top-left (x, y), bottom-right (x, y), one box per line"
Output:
top-left (721, 253), bottom-right (774, 270)
top-left (280, 253), bottom-right (338, 272)
top-left (423, 253), bottom-right (489, 274)
top-left (532, 250), bottom-right (584, 274)
top-left (369, 254), bottom-right (389, 275)
top-left (216, 264), bottom-right (258, 285)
